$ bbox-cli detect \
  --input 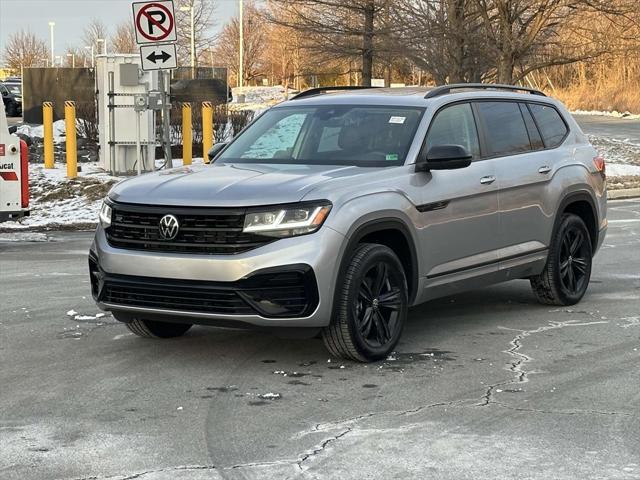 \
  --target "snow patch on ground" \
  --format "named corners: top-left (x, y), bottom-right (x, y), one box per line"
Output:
top-left (572, 110), bottom-right (640, 120)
